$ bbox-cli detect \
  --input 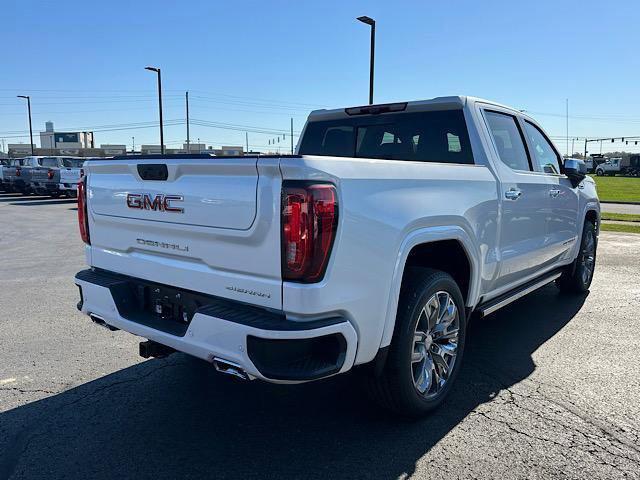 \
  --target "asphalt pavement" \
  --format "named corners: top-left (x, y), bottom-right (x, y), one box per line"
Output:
top-left (601, 202), bottom-right (640, 214)
top-left (1, 192), bottom-right (639, 480)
